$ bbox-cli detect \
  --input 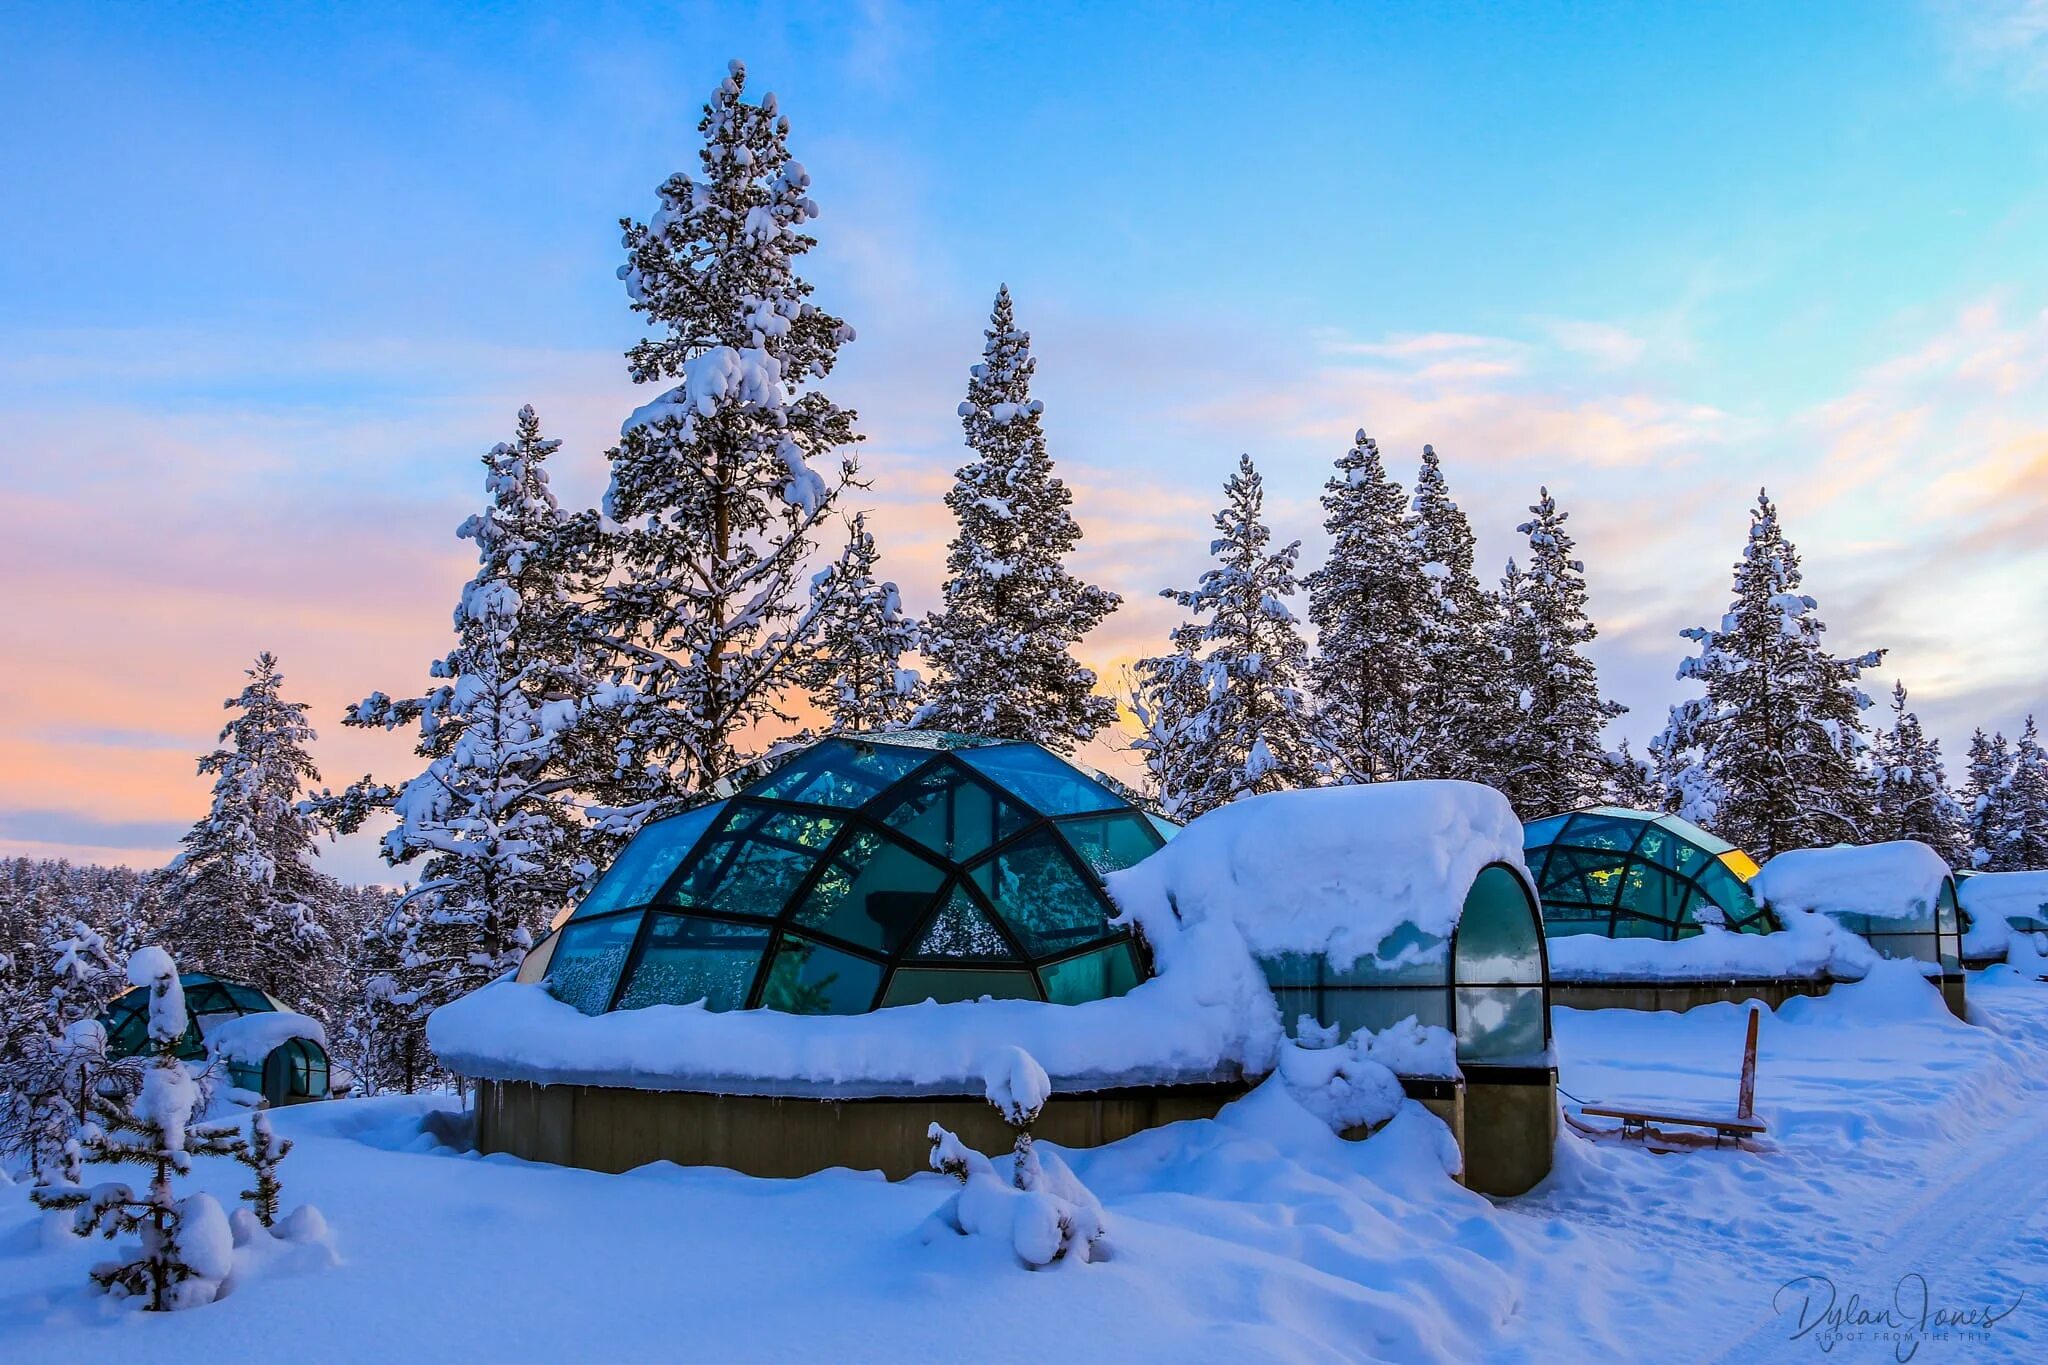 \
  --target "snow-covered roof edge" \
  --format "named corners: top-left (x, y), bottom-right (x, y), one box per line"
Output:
top-left (1751, 840), bottom-right (1953, 923)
